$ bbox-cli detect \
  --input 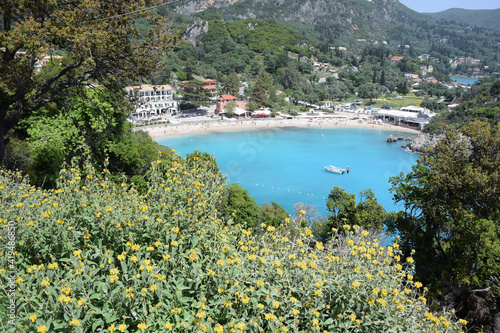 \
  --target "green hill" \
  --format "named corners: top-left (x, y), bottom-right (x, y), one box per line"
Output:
top-left (425, 8), bottom-right (500, 32)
